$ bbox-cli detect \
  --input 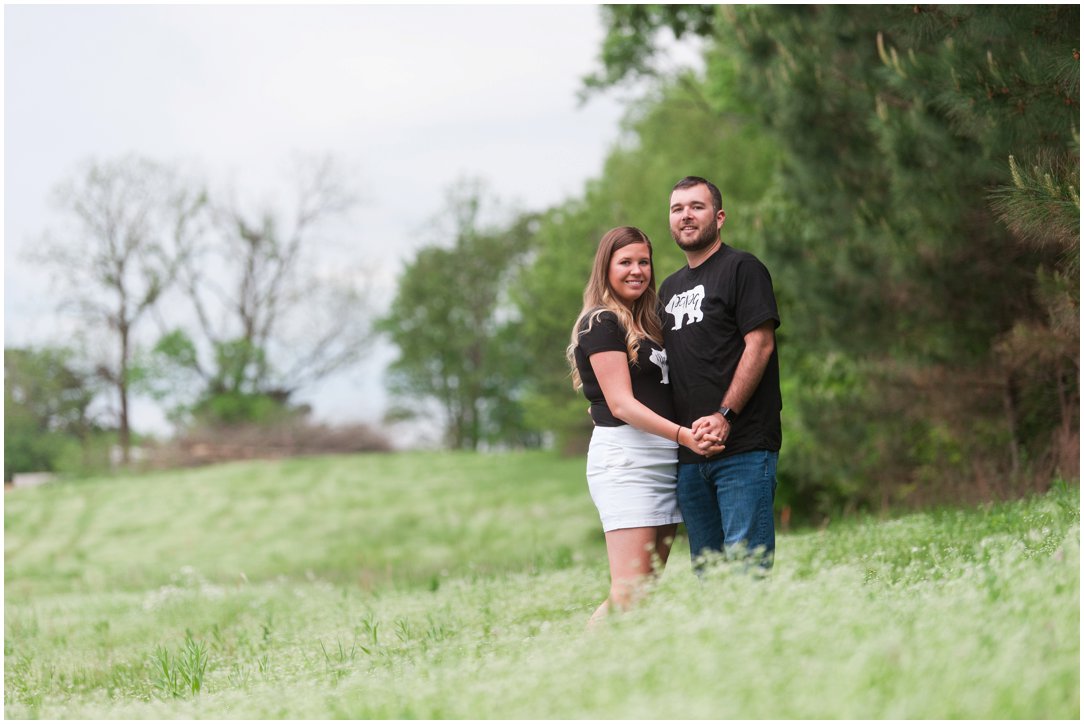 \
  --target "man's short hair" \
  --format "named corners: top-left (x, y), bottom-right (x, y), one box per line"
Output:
top-left (673, 176), bottom-right (722, 214)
